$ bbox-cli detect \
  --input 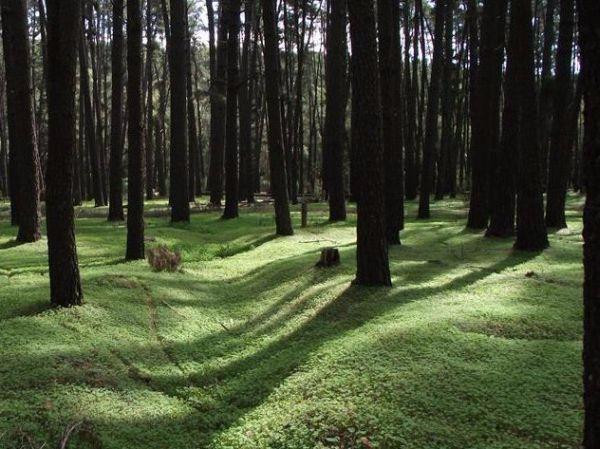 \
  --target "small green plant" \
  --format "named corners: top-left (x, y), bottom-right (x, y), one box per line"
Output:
top-left (146, 245), bottom-right (182, 272)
